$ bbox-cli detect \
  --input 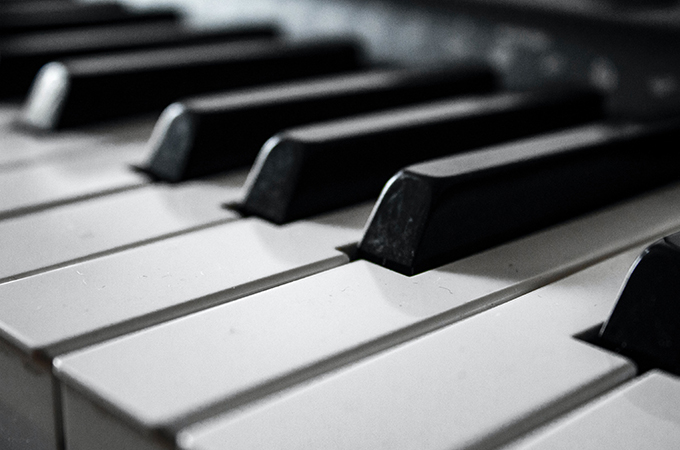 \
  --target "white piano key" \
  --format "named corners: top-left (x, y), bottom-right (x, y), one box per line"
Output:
top-left (0, 103), bottom-right (155, 168)
top-left (504, 371), bottom-right (680, 450)
top-left (171, 248), bottom-right (646, 450)
top-left (0, 202), bottom-right (369, 450)
top-left (0, 141), bottom-right (149, 219)
top-left (53, 181), bottom-right (680, 449)
top-left (0, 170), bottom-right (247, 283)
